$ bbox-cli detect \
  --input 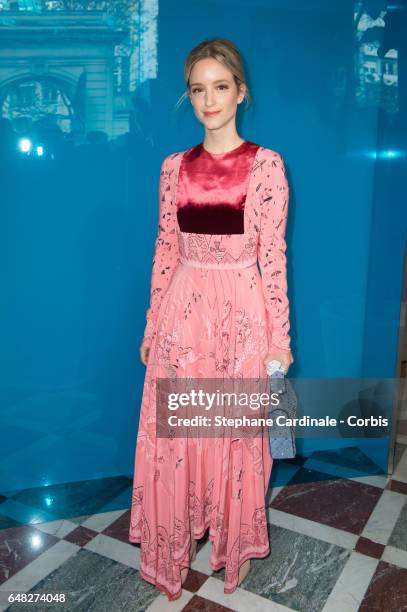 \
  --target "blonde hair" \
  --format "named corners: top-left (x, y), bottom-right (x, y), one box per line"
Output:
top-left (175, 38), bottom-right (251, 111)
